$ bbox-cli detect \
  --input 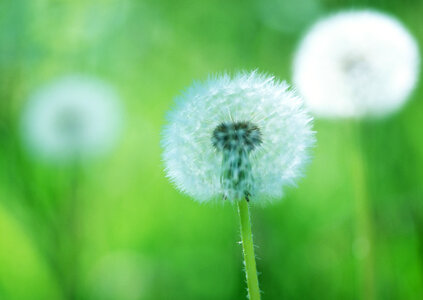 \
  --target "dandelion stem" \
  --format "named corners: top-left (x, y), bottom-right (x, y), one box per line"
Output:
top-left (349, 121), bottom-right (375, 300)
top-left (66, 161), bottom-right (81, 300)
top-left (237, 198), bottom-right (261, 300)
